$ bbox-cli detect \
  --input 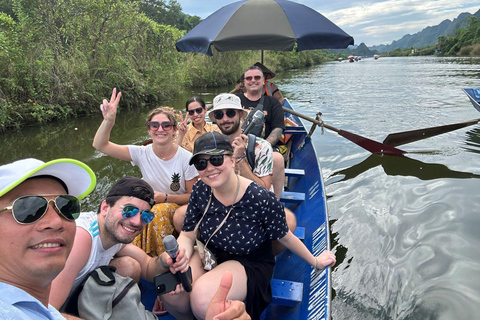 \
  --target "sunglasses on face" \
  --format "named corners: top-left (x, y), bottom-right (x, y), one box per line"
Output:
top-left (187, 107), bottom-right (204, 116)
top-left (0, 195), bottom-right (80, 225)
top-left (213, 109), bottom-right (237, 120)
top-left (193, 154), bottom-right (231, 171)
top-left (244, 75), bottom-right (263, 81)
top-left (119, 205), bottom-right (154, 224)
top-left (147, 121), bottom-right (173, 131)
